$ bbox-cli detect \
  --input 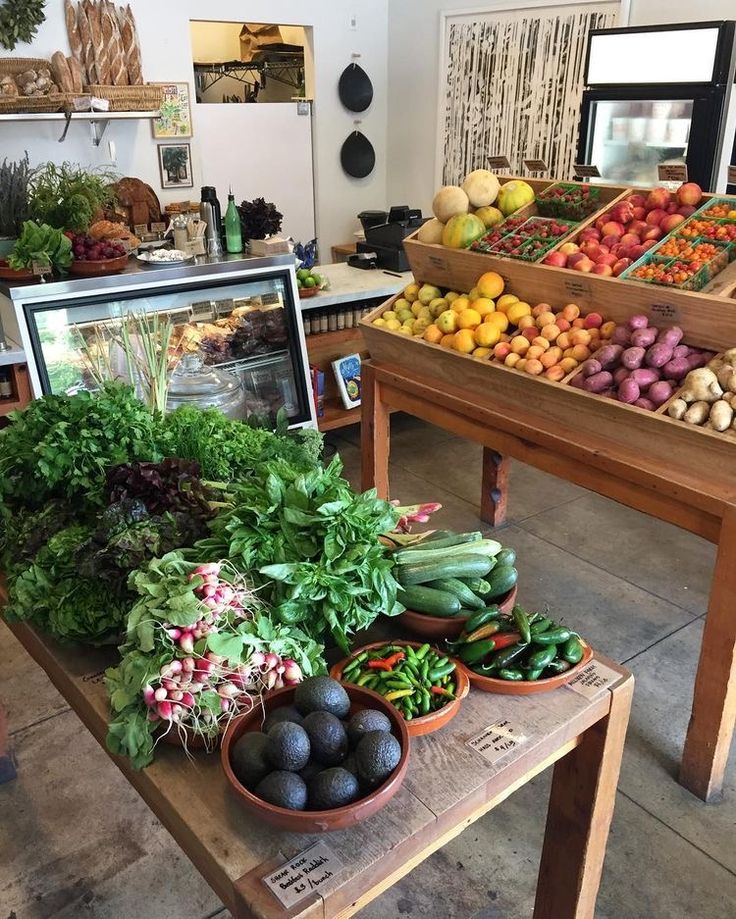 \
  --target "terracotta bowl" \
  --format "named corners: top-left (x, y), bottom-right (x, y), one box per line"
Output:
top-left (397, 584), bottom-right (518, 642)
top-left (463, 640), bottom-right (594, 695)
top-left (221, 684), bottom-right (410, 833)
top-left (330, 640), bottom-right (469, 737)
top-left (298, 286), bottom-right (320, 298)
top-left (0, 259), bottom-right (35, 281)
top-left (69, 253), bottom-right (129, 276)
